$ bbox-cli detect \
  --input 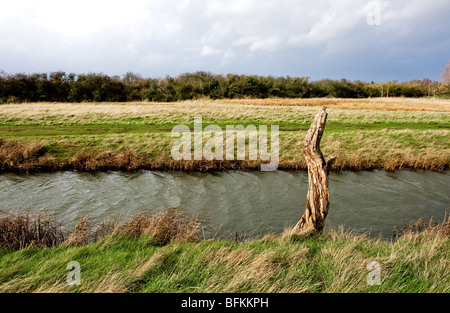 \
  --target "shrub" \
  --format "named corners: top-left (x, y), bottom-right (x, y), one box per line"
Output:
top-left (0, 71), bottom-right (445, 103)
